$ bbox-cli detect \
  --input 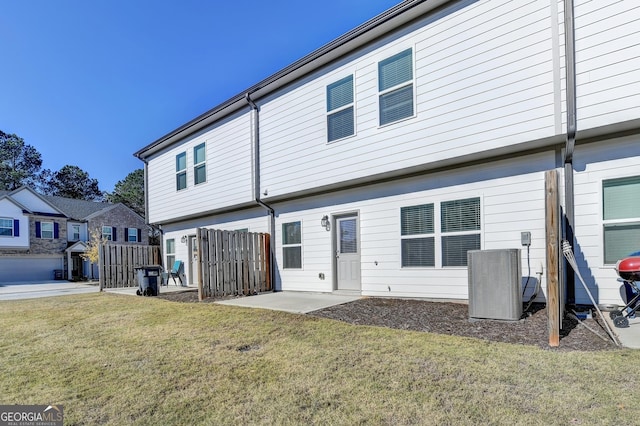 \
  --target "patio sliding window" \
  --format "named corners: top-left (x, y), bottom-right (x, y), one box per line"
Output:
top-left (176, 151), bottom-right (187, 191)
top-left (193, 143), bottom-right (206, 185)
top-left (603, 175), bottom-right (640, 264)
top-left (378, 48), bottom-right (414, 126)
top-left (282, 221), bottom-right (302, 269)
top-left (401, 204), bottom-right (435, 267)
top-left (326, 75), bottom-right (354, 142)
top-left (441, 198), bottom-right (481, 267)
